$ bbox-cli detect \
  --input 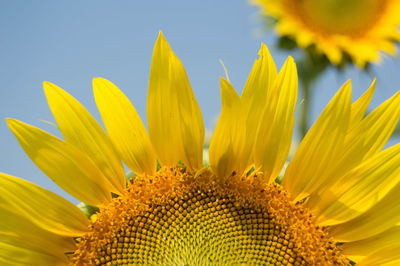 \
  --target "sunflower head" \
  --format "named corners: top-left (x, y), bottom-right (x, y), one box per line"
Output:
top-left (253, 0), bottom-right (400, 67)
top-left (2, 32), bottom-right (400, 265)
